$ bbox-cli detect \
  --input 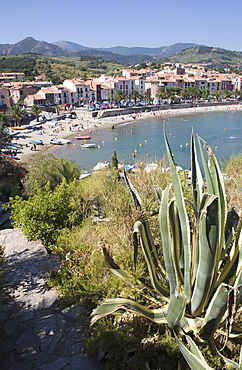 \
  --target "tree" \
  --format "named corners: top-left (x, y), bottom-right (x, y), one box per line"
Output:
top-left (30, 105), bottom-right (43, 122)
top-left (24, 154), bottom-right (81, 194)
top-left (0, 113), bottom-right (12, 150)
top-left (10, 104), bottom-right (27, 126)
top-left (113, 90), bottom-right (125, 107)
top-left (111, 150), bottom-right (120, 181)
top-left (156, 86), bottom-right (166, 103)
top-left (129, 90), bottom-right (142, 105)
top-left (0, 154), bottom-right (27, 201)
top-left (10, 181), bottom-right (83, 247)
